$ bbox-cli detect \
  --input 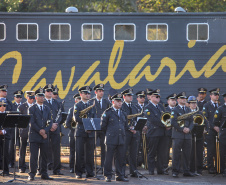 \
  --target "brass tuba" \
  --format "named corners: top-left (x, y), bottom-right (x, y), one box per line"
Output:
top-left (161, 112), bottom-right (171, 128)
top-left (193, 114), bottom-right (204, 125)
top-left (79, 101), bottom-right (95, 118)
top-left (177, 107), bottom-right (199, 127)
